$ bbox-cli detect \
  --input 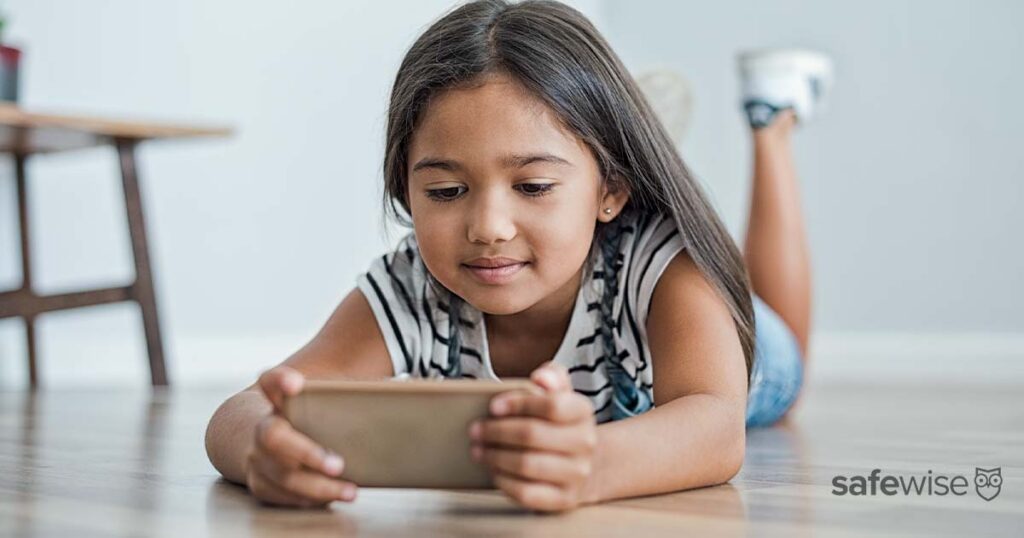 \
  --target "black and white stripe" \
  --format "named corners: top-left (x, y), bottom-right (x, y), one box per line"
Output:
top-left (355, 211), bottom-right (686, 423)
